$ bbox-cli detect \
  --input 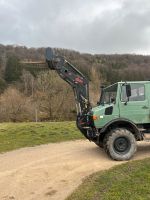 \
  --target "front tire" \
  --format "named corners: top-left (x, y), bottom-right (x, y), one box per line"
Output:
top-left (104, 128), bottom-right (137, 161)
